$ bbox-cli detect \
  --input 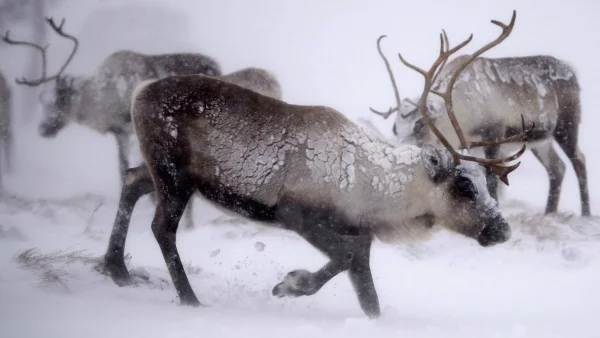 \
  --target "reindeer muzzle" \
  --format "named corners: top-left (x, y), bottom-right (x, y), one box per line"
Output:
top-left (477, 216), bottom-right (511, 247)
